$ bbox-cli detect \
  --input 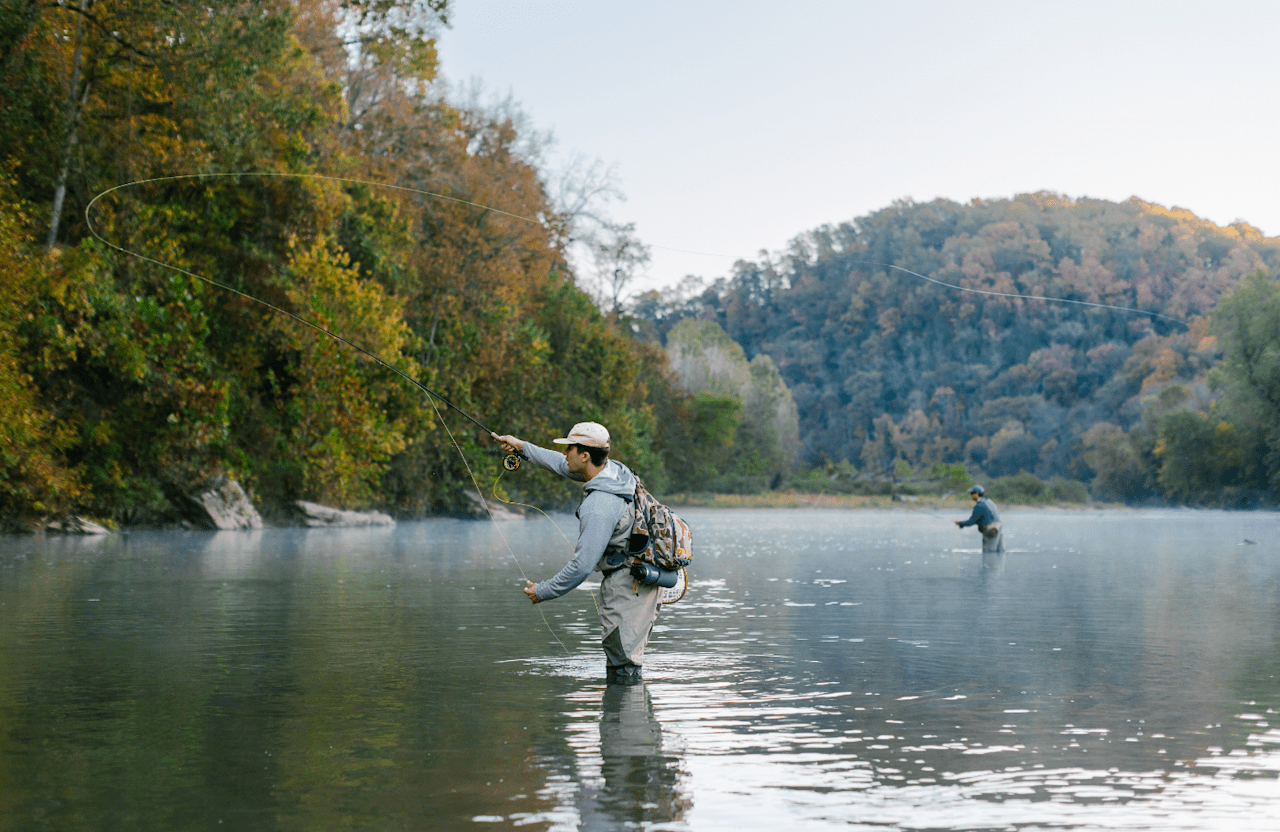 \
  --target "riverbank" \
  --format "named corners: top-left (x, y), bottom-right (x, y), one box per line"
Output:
top-left (665, 491), bottom-right (1118, 511)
